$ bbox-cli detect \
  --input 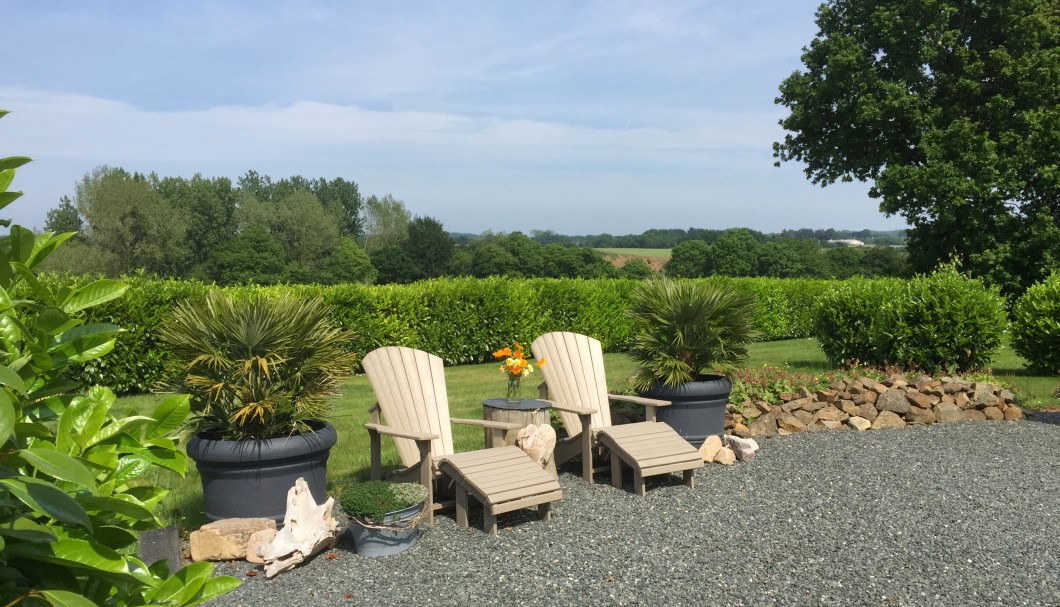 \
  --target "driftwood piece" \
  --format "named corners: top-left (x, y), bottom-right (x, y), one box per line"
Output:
top-left (258, 478), bottom-right (339, 578)
top-left (516, 424), bottom-right (557, 468)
